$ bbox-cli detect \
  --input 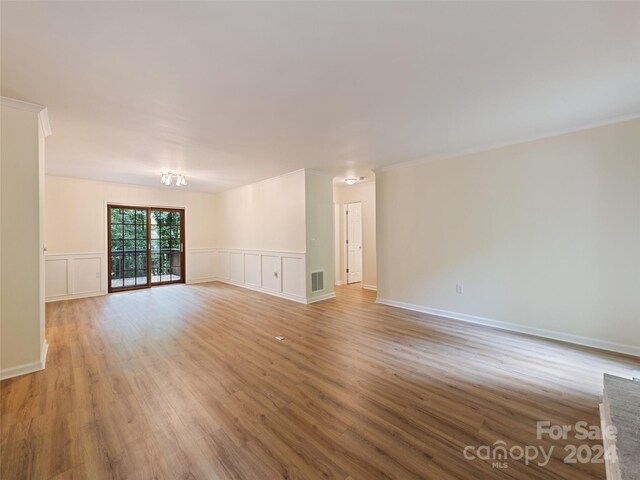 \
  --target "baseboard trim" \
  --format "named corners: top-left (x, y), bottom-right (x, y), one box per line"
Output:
top-left (363, 284), bottom-right (377, 291)
top-left (46, 291), bottom-right (106, 303)
top-left (307, 292), bottom-right (337, 304)
top-left (215, 279), bottom-right (309, 304)
top-left (187, 277), bottom-right (218, 285)
top-left (376, 297), bottom-right (640, 357)
top-left (0, 340), bottom-right (49, 381)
